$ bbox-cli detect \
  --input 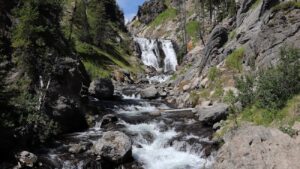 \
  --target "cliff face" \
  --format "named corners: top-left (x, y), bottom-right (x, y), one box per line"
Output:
top-left (129, 0), bottom-right (300, 108)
